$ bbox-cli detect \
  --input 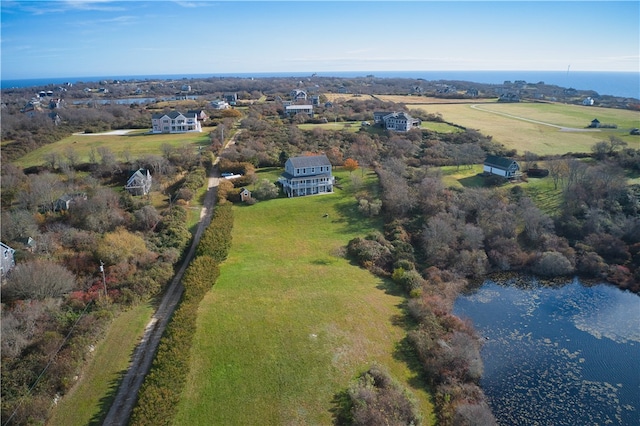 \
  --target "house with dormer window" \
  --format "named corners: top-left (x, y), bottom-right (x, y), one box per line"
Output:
top-left (151, 111), bottom-right (202, 133)
top-left (279, 155), bottom-right (334, 197)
